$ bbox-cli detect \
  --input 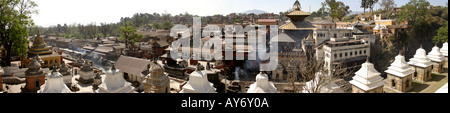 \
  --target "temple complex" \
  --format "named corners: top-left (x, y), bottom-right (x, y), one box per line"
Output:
top-left (21, 30), bottom-right (62, 68)
top-left (180, 64), bottom-right (216, 93)
top-left (408, 46), bottom-right (433, 82)
top-left (22, 56), bottom-right (46, 93)
top-left (143, 62), bottom-right (170, 93)
top-left (96, 65), bottom-right (135, 93)
top-left (38, 67), bottom-right (72, 93)
top-left (428, 45), bottom-right (446, 73)
top-left (440, 42), bottom-right (448, 67)
top-left (350, 60), bottom-right (385, 93)
top-left (247, 72), bottom-right (277, 93)
top-left (302, 71), bottom-right (343, 93)
top-left (78, 60), bottom-right (94, 84)
top-left (384, 54), bottom-right (414, 93)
